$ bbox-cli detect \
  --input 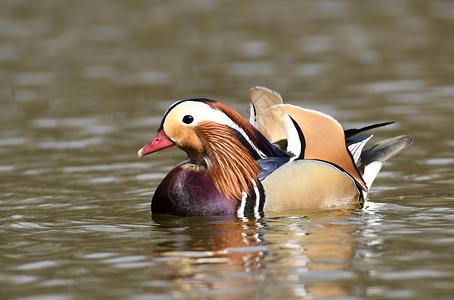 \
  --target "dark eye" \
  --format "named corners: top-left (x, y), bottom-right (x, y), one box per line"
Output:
top-left (182, 115), bottom-right (194, 124)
